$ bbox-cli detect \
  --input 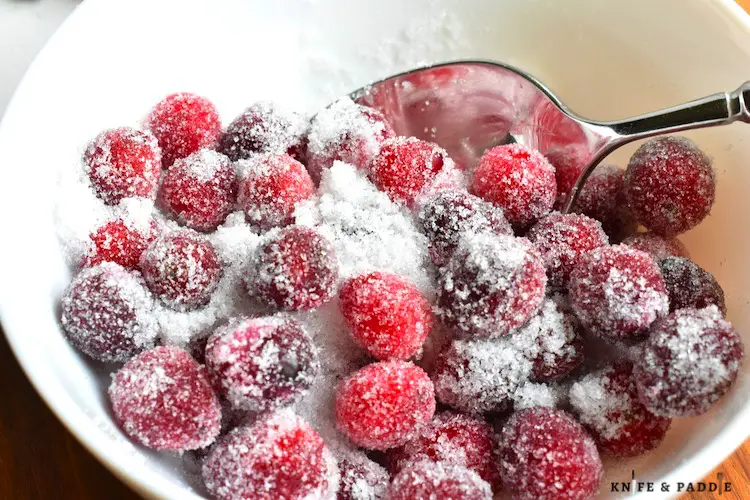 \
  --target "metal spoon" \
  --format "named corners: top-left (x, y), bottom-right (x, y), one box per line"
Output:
top-left (351, 60), bottom-right (750, 212)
